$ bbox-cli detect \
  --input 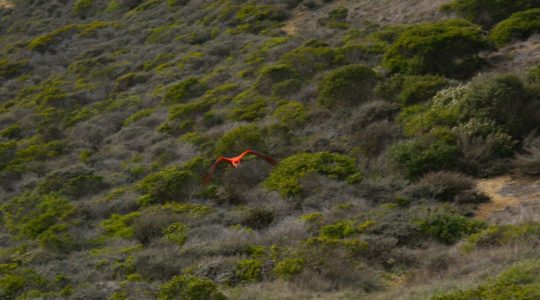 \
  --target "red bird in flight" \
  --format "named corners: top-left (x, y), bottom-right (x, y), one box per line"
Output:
top-left (204, 149), bottom-right (277, 185)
